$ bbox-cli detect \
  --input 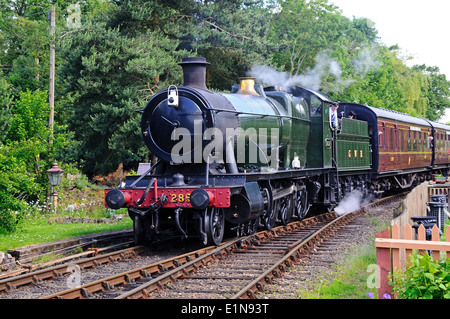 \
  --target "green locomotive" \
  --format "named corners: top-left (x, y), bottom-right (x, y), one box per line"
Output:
top-left (105, 58), bottom-right (374, 245)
